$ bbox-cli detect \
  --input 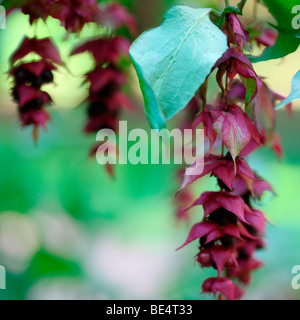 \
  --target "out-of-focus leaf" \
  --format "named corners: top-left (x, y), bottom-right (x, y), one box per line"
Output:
top-left (129, 5), bottom-right (228, 129)
top-left (276, 70), bottom-right (300, 110)
top-left (27, 251), bottom-right (82, 278)
top-left (251, 0), bottom-right (300, 62)
top-left (270, 24), bottom-right (300, 39)
top-left (2, 0), bottom-right (28, 9)
top-left (250, 33), bottom-right (300, 62)
top-left (263, 0), bottom-right (299, 32)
